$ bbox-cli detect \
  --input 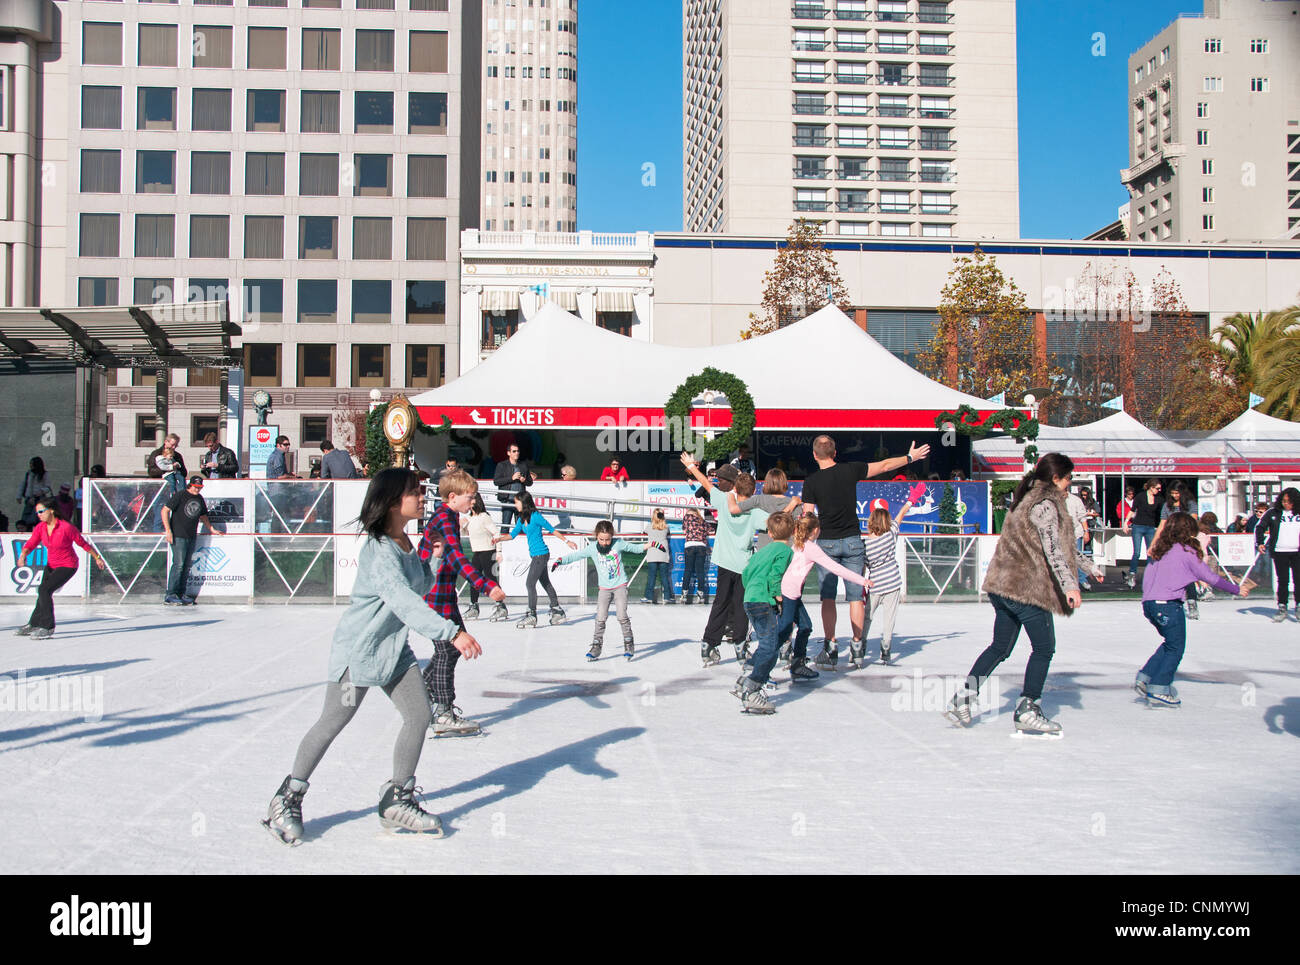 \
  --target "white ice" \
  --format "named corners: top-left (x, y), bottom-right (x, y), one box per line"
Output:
top-left (1, 596), bottom-right (1296, 874)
